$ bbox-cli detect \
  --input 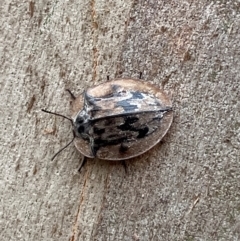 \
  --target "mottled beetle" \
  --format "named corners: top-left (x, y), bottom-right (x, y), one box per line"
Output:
top-left (42, 78), bottom-right (173, 166)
